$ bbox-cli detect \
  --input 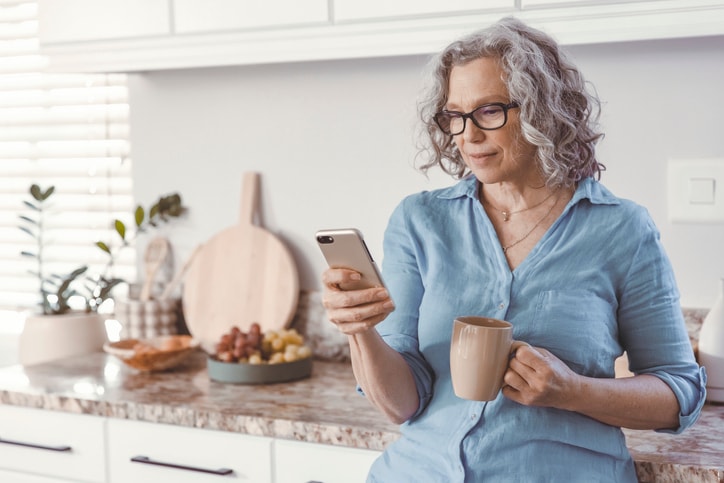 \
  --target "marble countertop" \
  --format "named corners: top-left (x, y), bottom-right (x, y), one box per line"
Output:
top-left (0, 350), bottom-right (722, 482)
